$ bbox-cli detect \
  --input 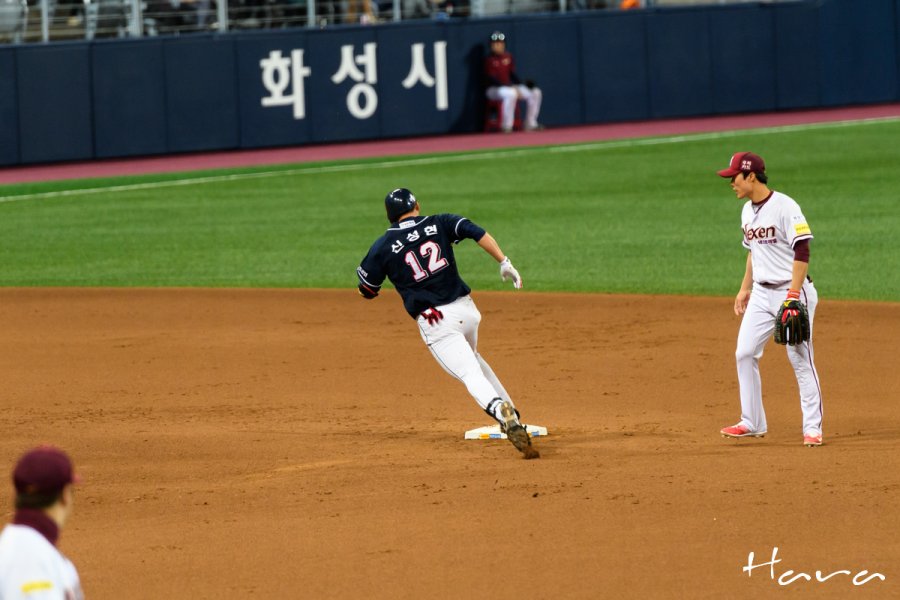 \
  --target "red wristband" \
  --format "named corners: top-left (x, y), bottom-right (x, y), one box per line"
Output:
top-left (787, 289), bottom-right (801, 300)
